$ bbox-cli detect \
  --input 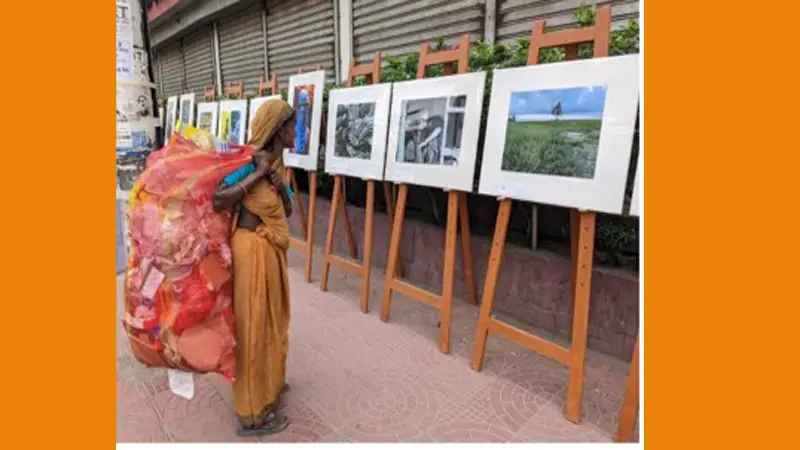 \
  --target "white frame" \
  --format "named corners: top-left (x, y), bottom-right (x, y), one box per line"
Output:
top-left (195, 102), bottom-right (219, 136)
top-left (286, 70), bottom-right (325, 171)
top-left (179, 93), bottom-right (195, 125)
top-left (478, 55), bottom-right (640, 214)
top-left (629, 152), bottom-right (641, 217)
top-left (385, 72), bottom-right (486, 191)
top-left (324, 83), bottom-right (393, 181)
top-left (165, 96), bottom-right (178, 137)
top-left (218, 99), bottom-right (248, 145)
top-left (248, 95), bottom-right (282, 142)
